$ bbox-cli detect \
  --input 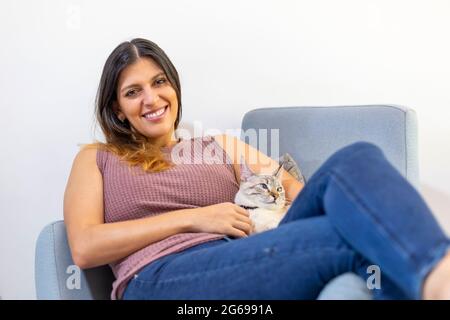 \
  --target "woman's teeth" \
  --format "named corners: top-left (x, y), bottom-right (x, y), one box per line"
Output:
top-left (143, 106), bottom-right (167, 120)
